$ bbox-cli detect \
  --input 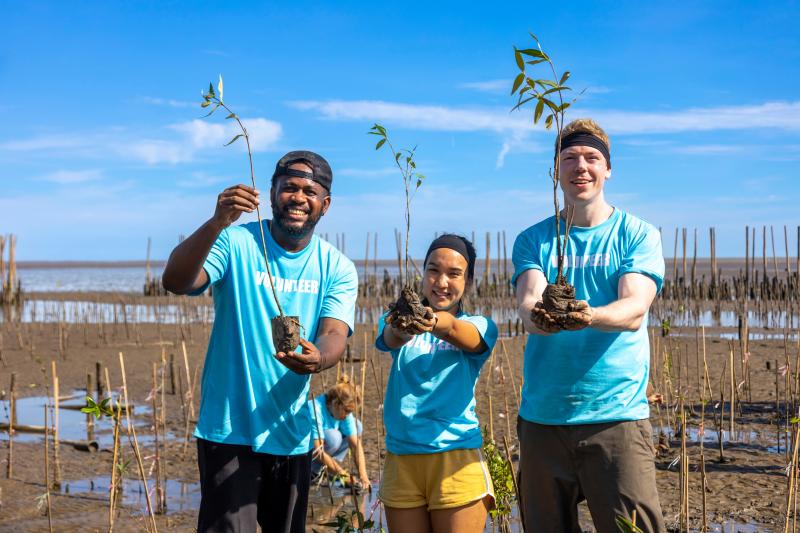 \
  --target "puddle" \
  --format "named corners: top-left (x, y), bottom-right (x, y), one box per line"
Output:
top-left (308, 482), bottom-right (386, 529)
top-left (0, 391), bottom-right (164, 449)
top-left (61, 476), bottom-right (199, 515)
top-left (658, 309), bottom-right (799, 329)
top-left (658, 425), bottom-right (788, 454)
